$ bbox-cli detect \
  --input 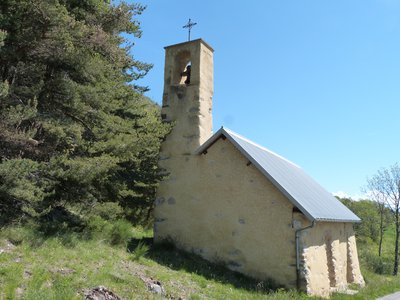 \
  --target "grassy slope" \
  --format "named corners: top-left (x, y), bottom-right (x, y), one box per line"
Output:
top-left (0, 227), bottom-right (302, 300)
top-left (1, 225), bottom-right (400, 300)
